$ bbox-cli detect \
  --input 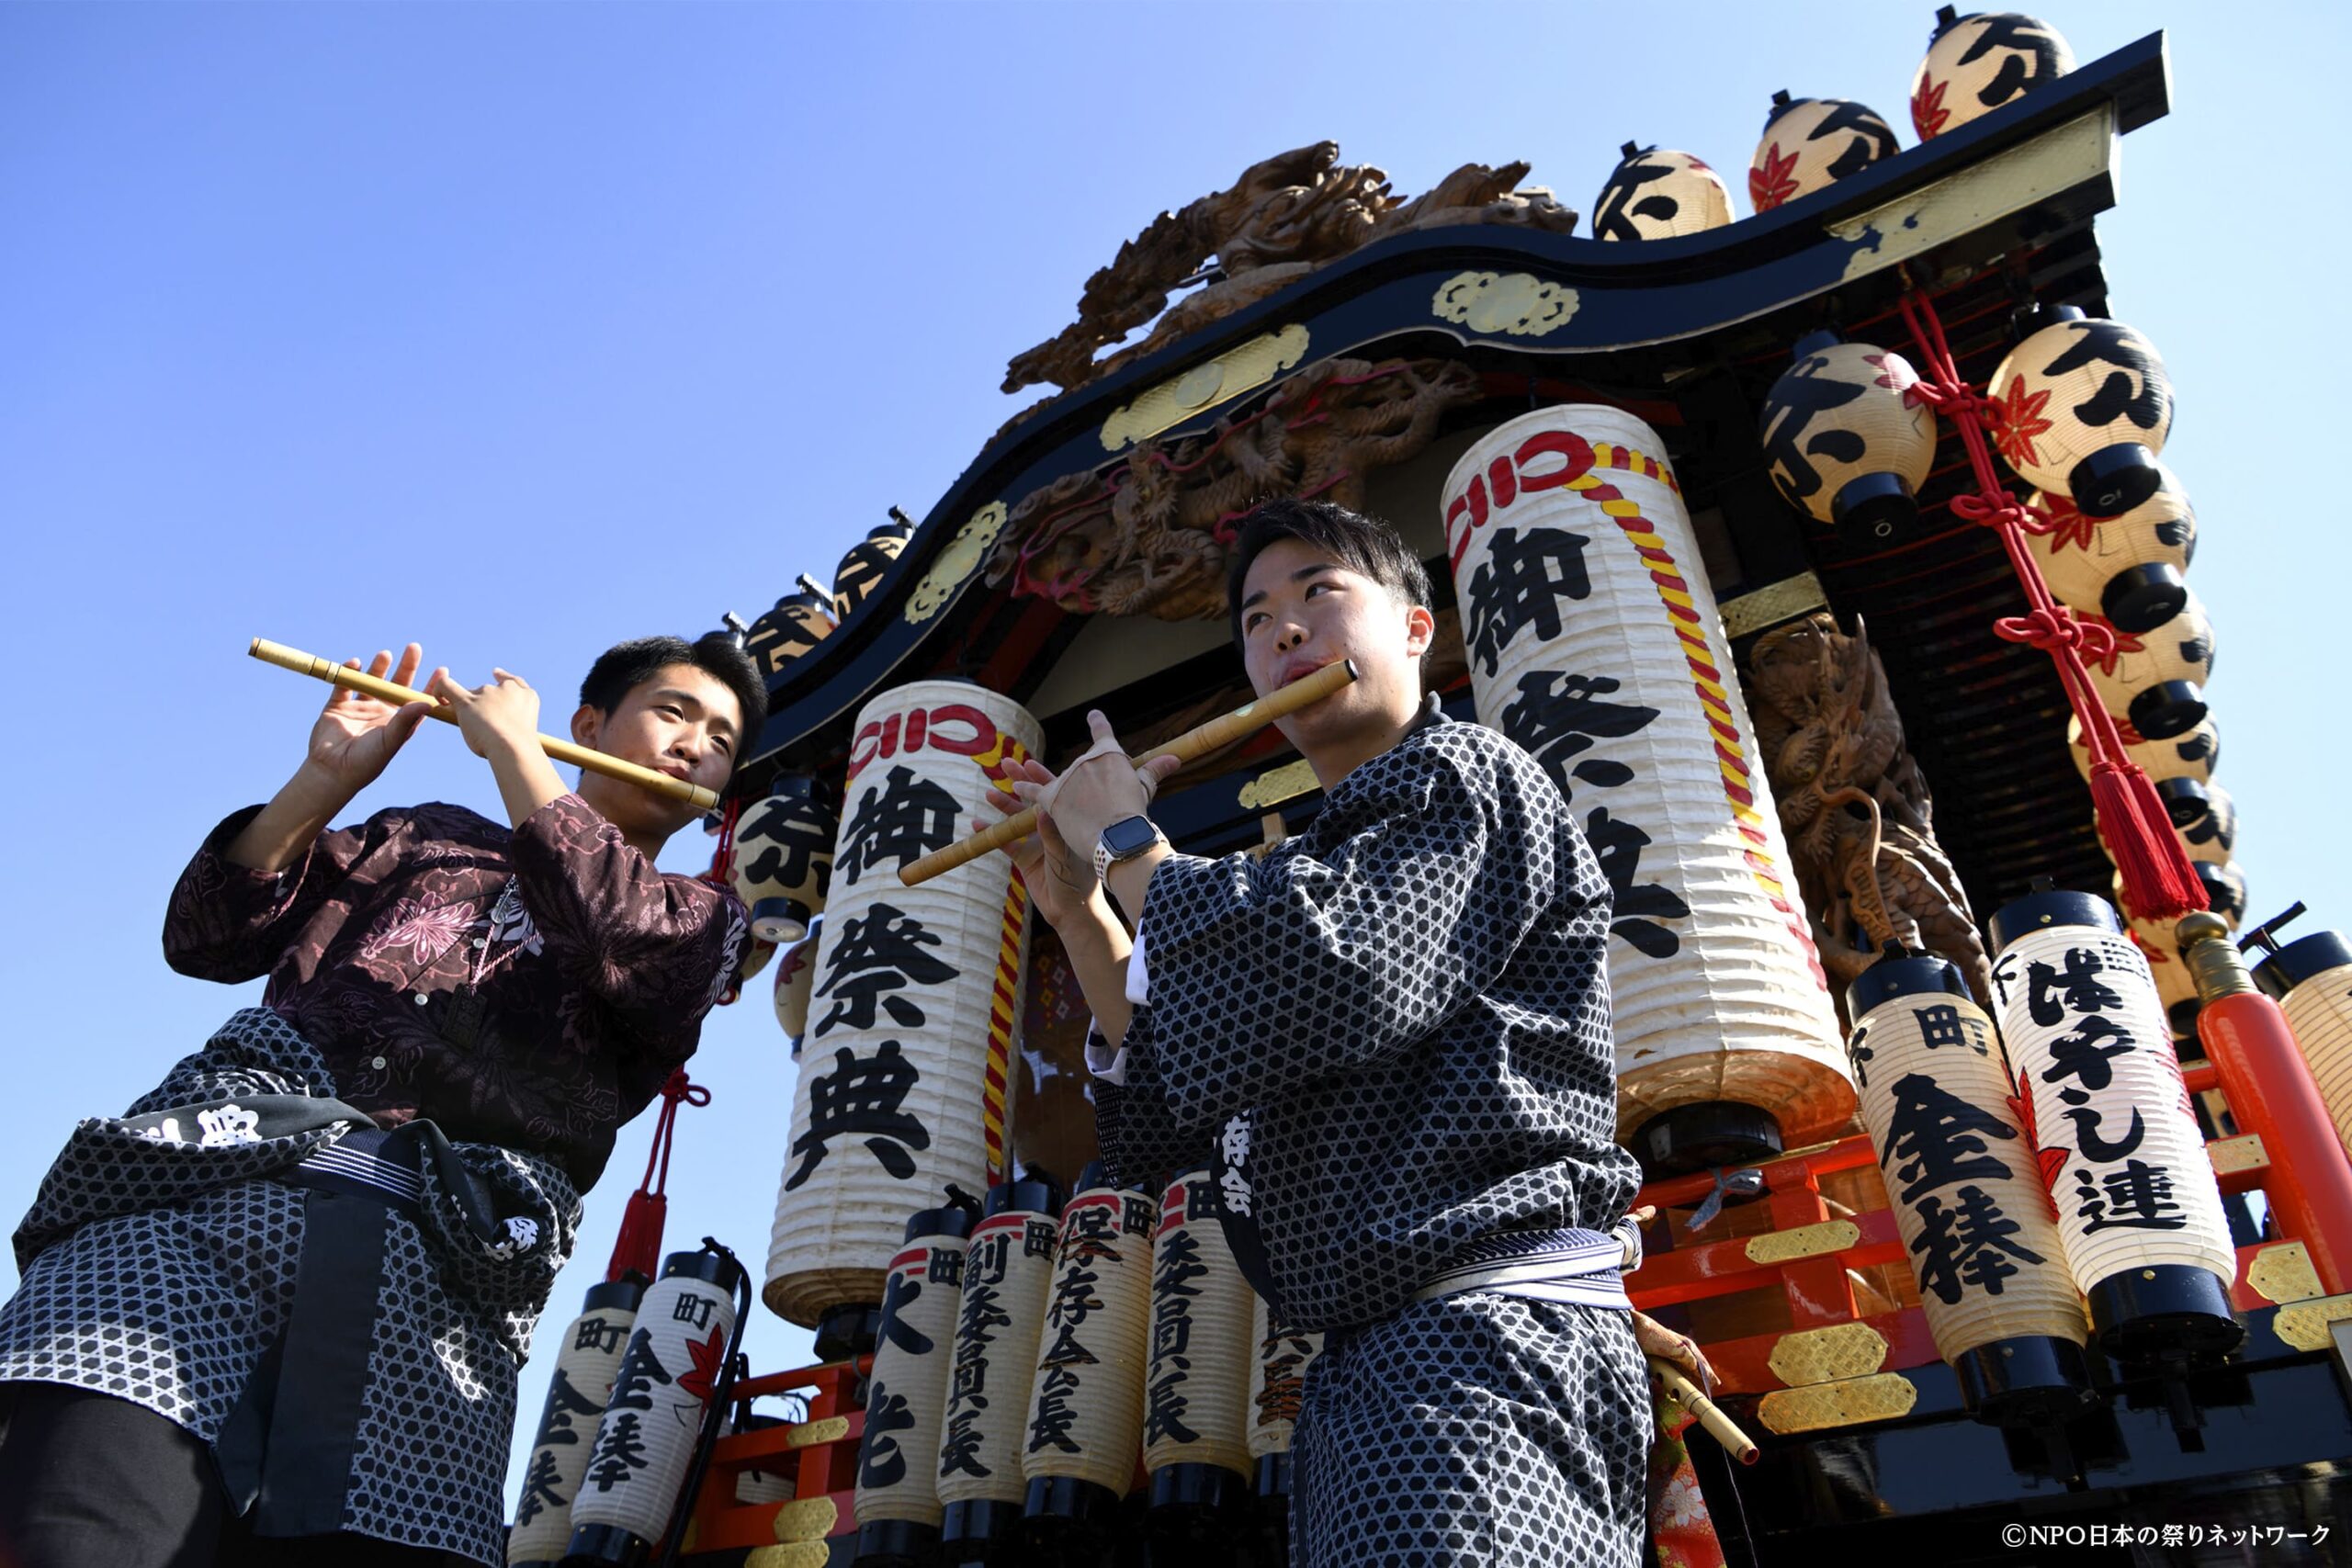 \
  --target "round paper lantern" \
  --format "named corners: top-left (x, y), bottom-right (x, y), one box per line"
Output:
top-left (2251, 923), bottom-right (2352, 1172)
top-left (1988, 308), bottom-right (2174, 518)
top-left (773, 919), bottom-right (820, 1049)
top-left (765, 681), bottom-right (1041, 1333)
top-left (1245, 1296), bottom-right (1320, 1533)
top-left (507, 1279), bottom-right (645, 1568)
top-left (1910, 9), bottom-right (2075, 141)
top-left (1442, 405), bottom-right (1854, 1167)
top-left (1593, 143), bottom-right (1734, 241)
top-left (2114, 877), bottom-right (2203, 1038)
top-left (835, 515), bottom-right (918, 620)
top-left (2067, 711), bottom-right (2217, 794)
top-left (1143, 1169), bottom-right (1256, 1545)
top-left (1757, 333), bottom-right (1939, 539)
top-left (2170, 783), bottom-right (2236, 866)
top-left (2084, 591), bottom-right (2214, 742)
top-left (2024, 466), bottom-right (2195, 634)
top-left (745, 576), bottom-right (838, 680)
top-left (1845, 955), bottom-right (2094, 1425)
top-left (568, 1250), bottom-right (746, 1564)
top-left (1749, 91), bottom-right (1900, 213)
top-left (1020, 1167), bottom-right (1155, 1552)
top-left (1986, 891), bottom-right (2242, 1363)
top-left (731, 777), bottom-right (838, 944)
top-left (855, 1201), bottom-right (978, 1566)
top-left (2196, 861), bottom-right (2249, 931)
top-left (938, 1169), bottom-right (1066, 1566)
